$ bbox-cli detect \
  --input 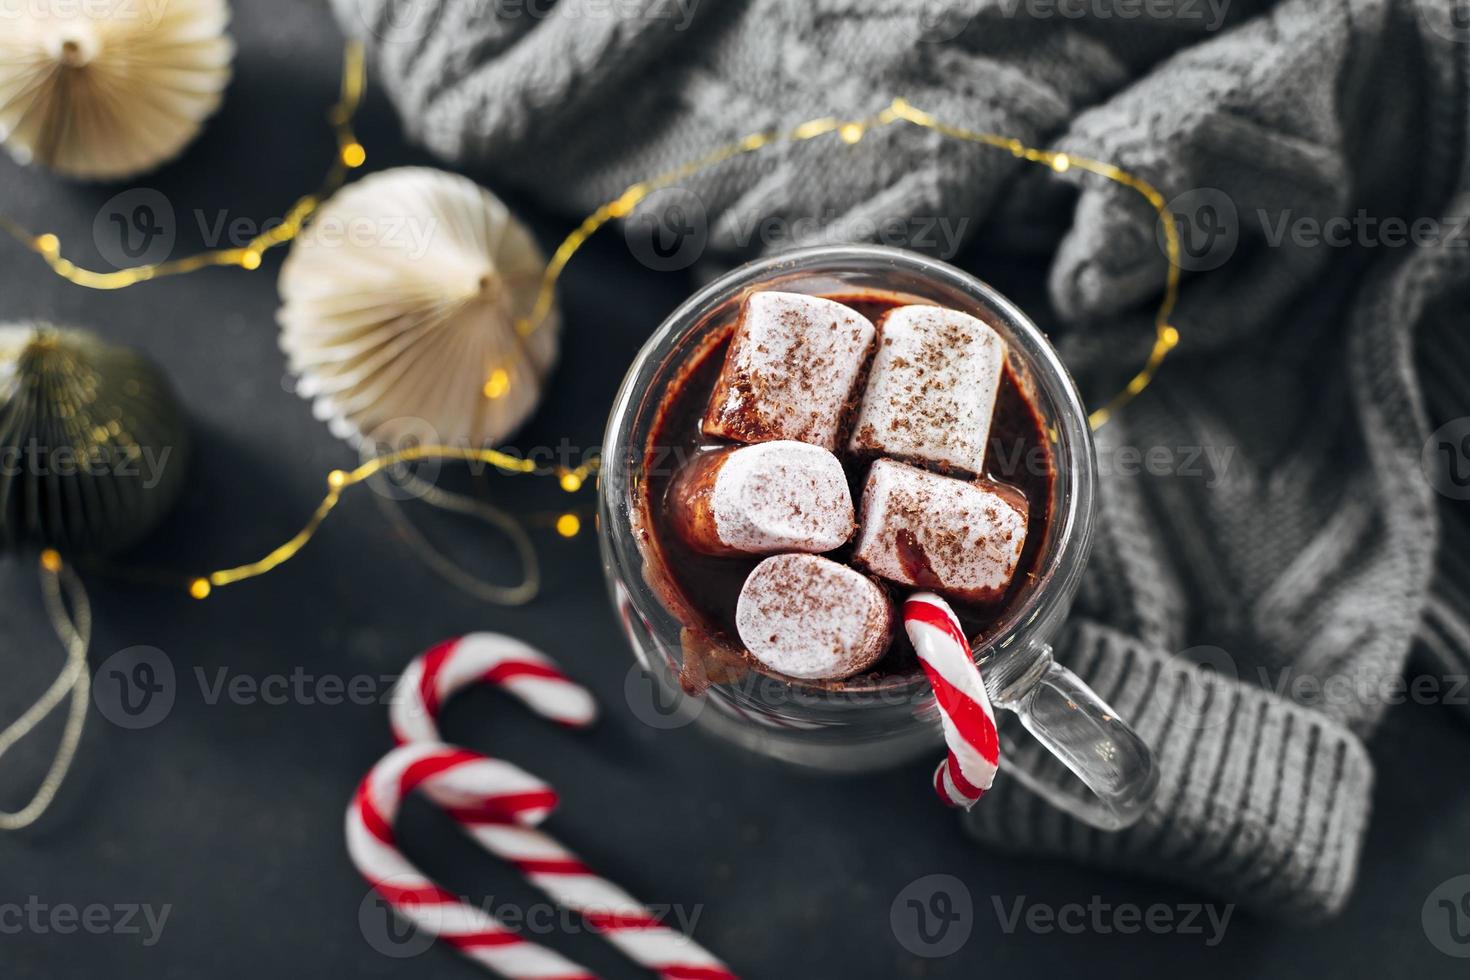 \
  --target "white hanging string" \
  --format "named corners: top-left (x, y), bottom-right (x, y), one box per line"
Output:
top-left (0, 554), bottom-right (92, 831)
